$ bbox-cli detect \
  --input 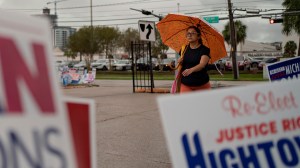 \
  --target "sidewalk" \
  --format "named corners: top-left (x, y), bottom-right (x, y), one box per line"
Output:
top-left (62, 80), bottom-right (267, 168)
